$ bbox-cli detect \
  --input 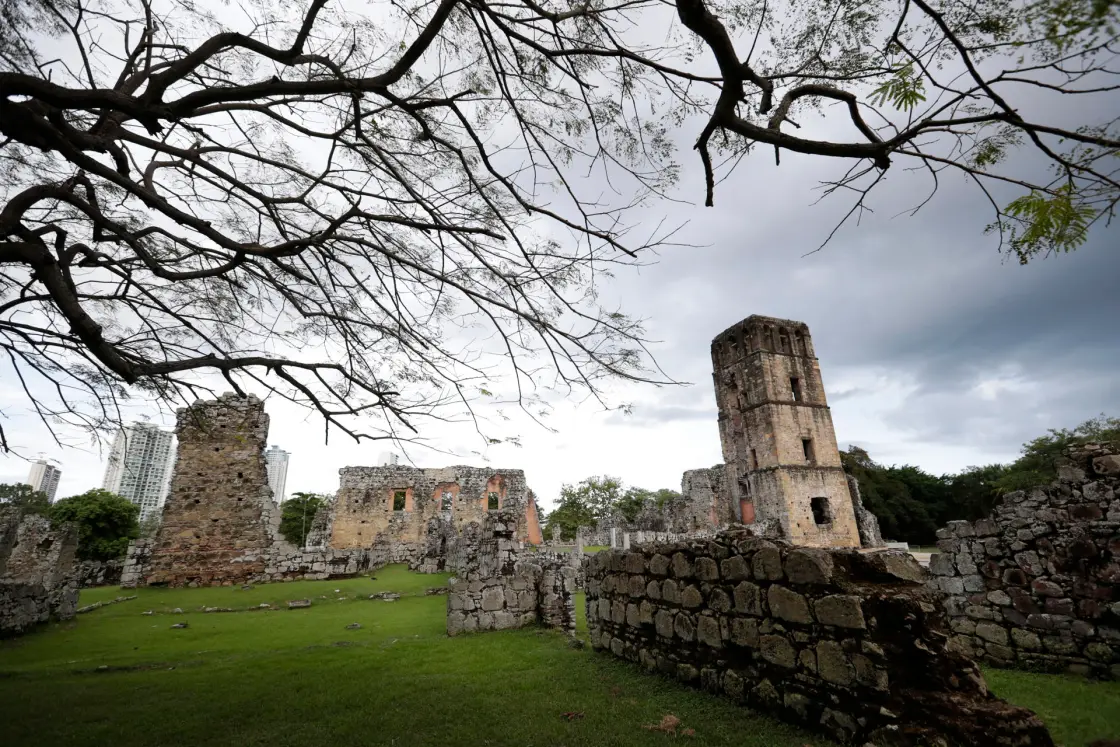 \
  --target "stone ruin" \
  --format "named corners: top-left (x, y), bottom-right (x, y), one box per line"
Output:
top-left (0, 507), bottom-right (80, 636)
top-left (134, 392), bottom-right (291, 586)
top-left (329, 464), bottom-right (543, 568)
top-left (121, 392), bottom-right (544, 588)
top-left (585, 529), bottom-right (1054, 746)
top-left (446, 510), bottom-right (576, 636)
top-left (929, 442), bottom-right (1119, 678)
top-left (590, 316), bottom-right (883, 551)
